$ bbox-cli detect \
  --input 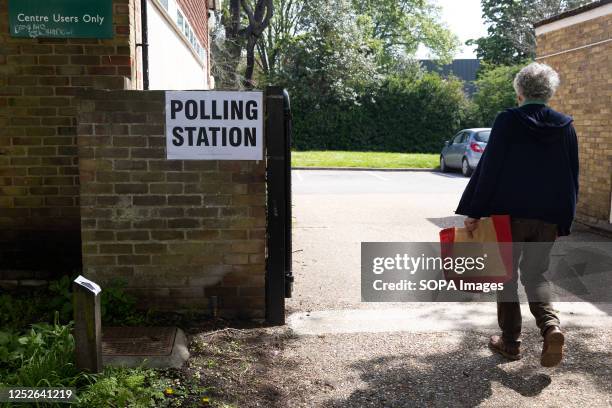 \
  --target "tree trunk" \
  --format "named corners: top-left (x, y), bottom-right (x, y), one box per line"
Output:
top-left (217, 0), bottom-right (273, 88)
top-left (241, 0), bottom-right (274, 88)
top-left (223, 0), bottom-right (243, 87)
top-left (244, 37), bottom-right (257, 88)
